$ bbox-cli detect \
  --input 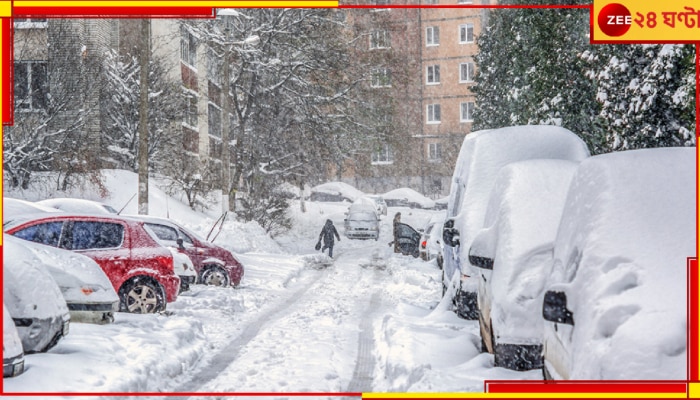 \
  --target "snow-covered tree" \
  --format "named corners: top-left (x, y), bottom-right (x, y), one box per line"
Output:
top-left (187, 9), bottom-right (385, 231)
top-left (590, 44), bottom-right (695, 152)
top-left (473, 2), bottom-right (599, 149)
top-left (102, 49), bottom-right (183, 172)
